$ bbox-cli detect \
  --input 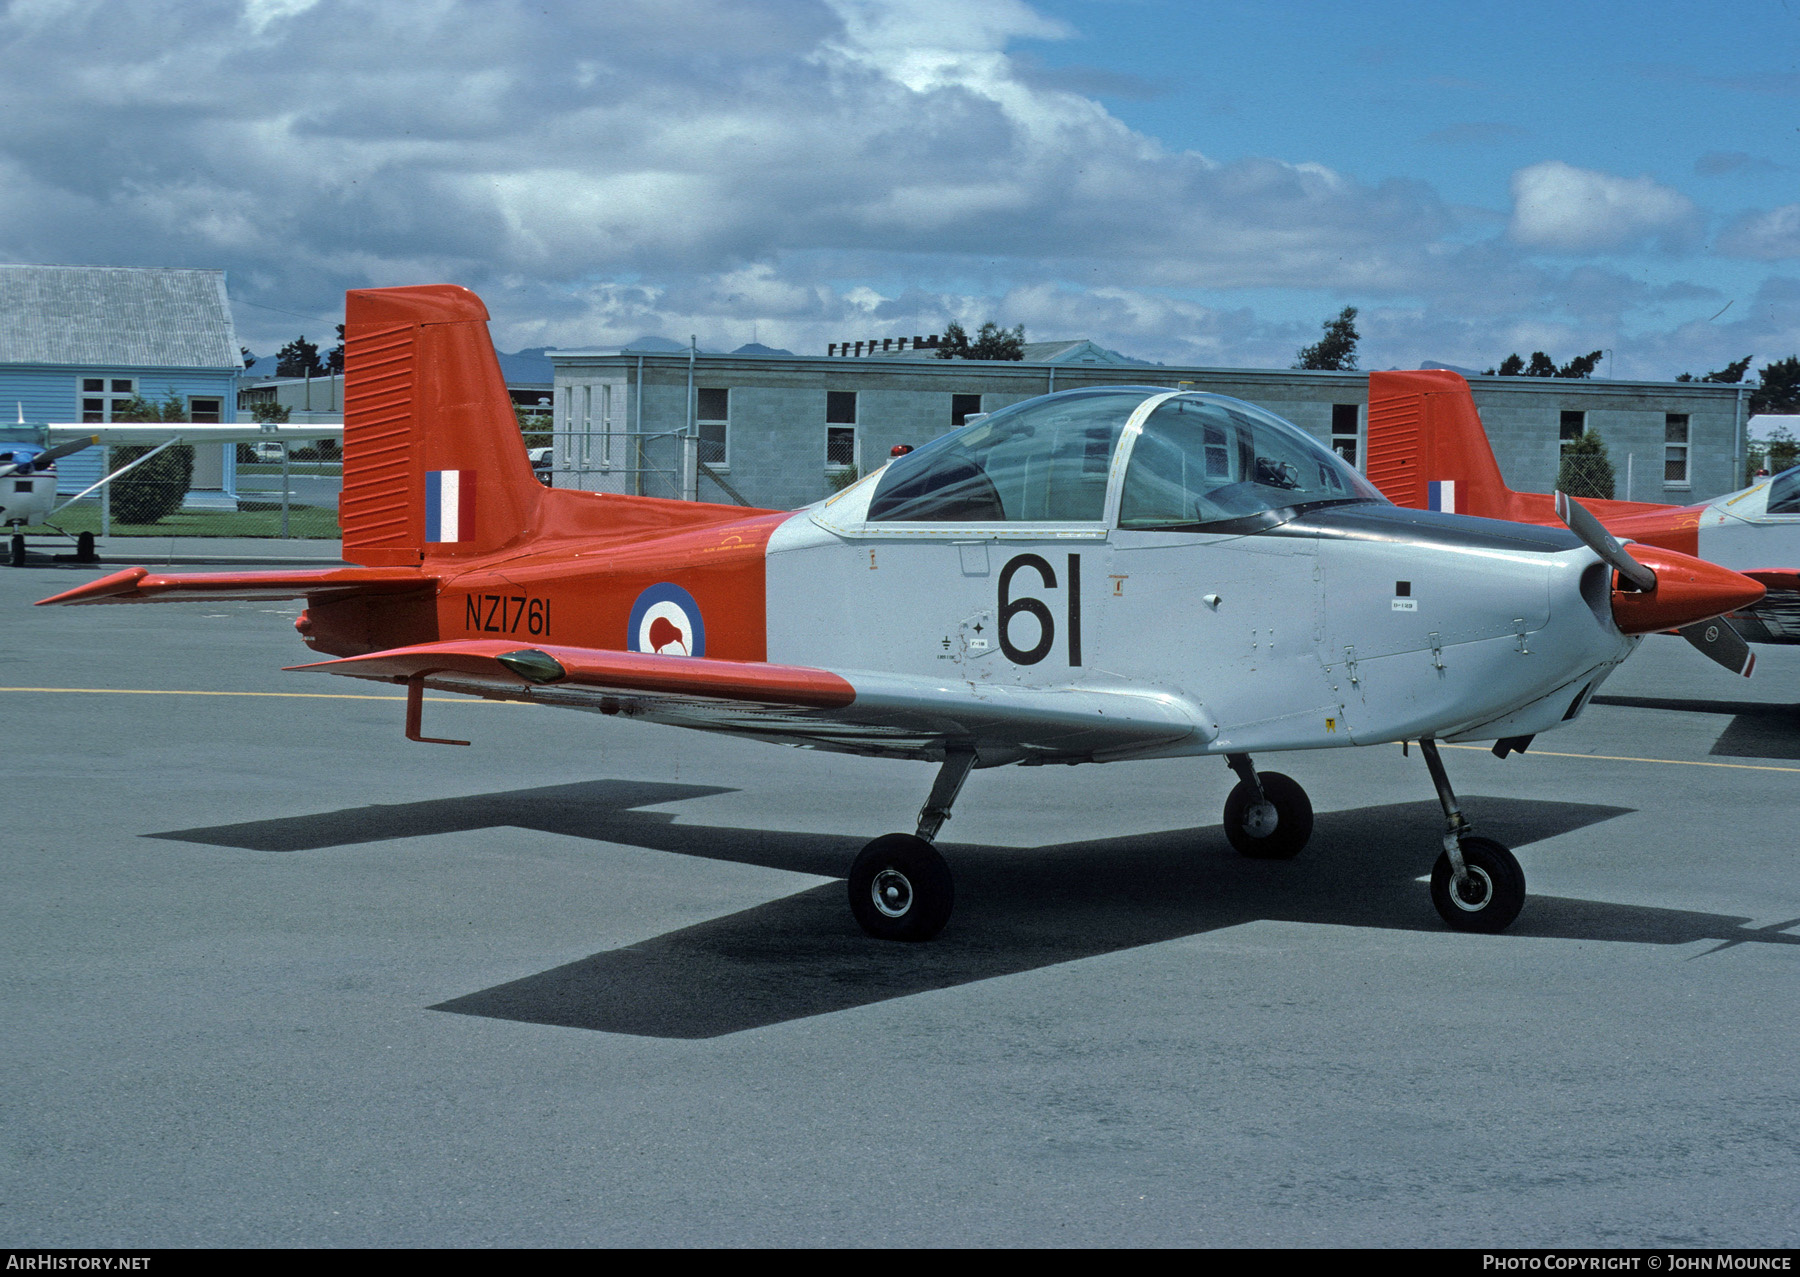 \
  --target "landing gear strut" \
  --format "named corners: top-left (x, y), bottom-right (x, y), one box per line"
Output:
top-left (847, 747), bottom-right (973, 941)
top-left (1418, 737), bottom-right (1525, 932)
top-left (8, 533), bottom-right (23, 568)
top-left (1222, 753), bottom-right (1313, 859)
